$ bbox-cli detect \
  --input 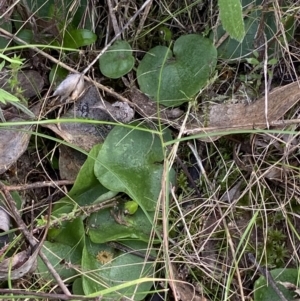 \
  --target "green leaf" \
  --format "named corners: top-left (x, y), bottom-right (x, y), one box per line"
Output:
top-left (73, 278), bottom-right (85, 295)
top-left (63, 29), bottom-right (97, 49)
top-left (7, 101), bottom-right (36, 119)
top-left (27, 0), bottom-right (90, 28)
top-left (254, 268), bottom-right (299, 301)
top-left (48, 144), bottom-right (109, 240)
top-left (36, 241), bottom-right (81, 282)
top-left (0, 89), bottom-right (20, 104)
top-left (82, 239), bottom-right (154, 300)
top-left (0, 54), bottom-right (23, 65)
top-left (0, 61), bottom-right (4, 72)
top-left (48, 217), bottom-right (85, 252)
top-left (213, 4), bottom-right (278, 60)
top-left (158, 26), bottom-right (172, 43)
top-left (246, 57), bottom-right (260, 65)
top-left (137, 34), bottom-right (217, 107)
top-left (218, 0), bottom-right (245, 42)
top-left (87, 206), bottom-right (154, 243)
top-left (99, 40), bottom-right (135, 79)
top-left (94, 126), bottom-right (175, 211)
top-left (15, 29), bottom-right (34, 45)
top-left (0, 21), bottom-right (12, 49)
top-left (268, 58), bottom-right (278, 65)
top-left (27, 0), bottom-right (53, 18)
